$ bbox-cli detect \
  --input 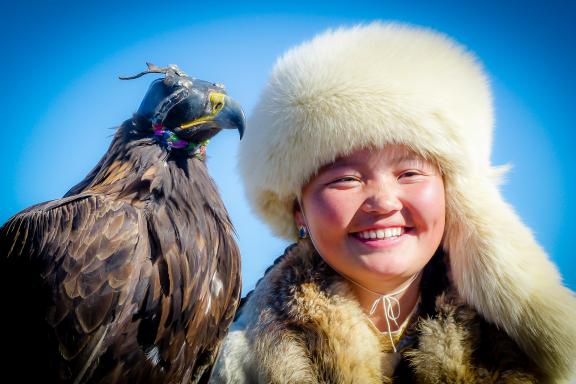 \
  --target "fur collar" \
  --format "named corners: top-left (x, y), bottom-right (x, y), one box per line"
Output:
top-left (213, 241), bottom-right (560, 383)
